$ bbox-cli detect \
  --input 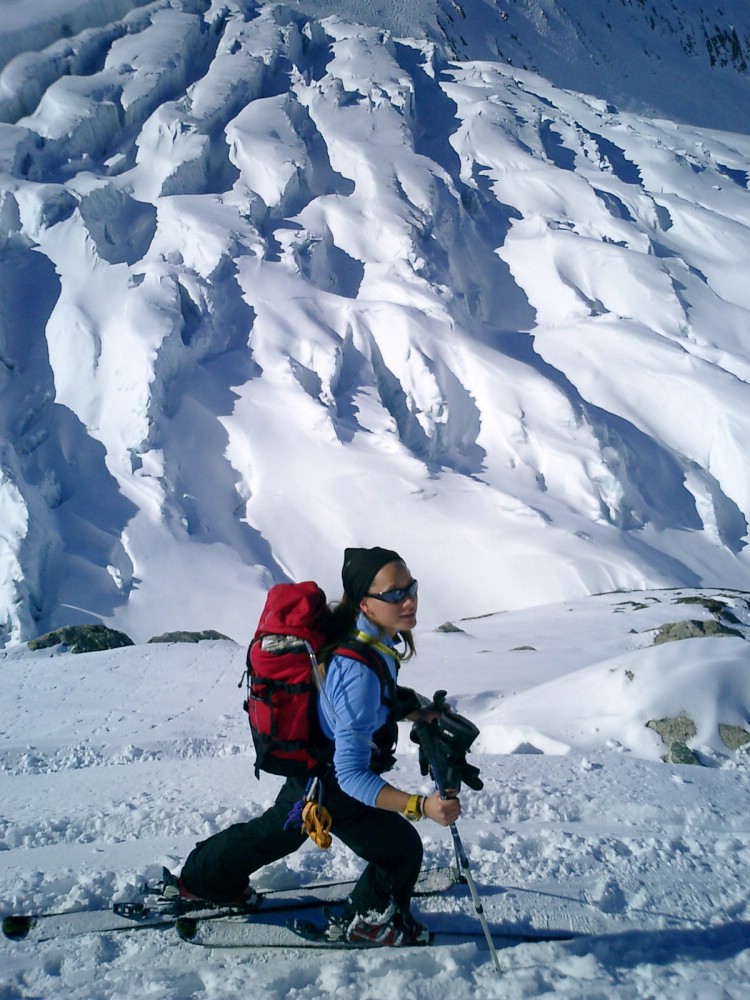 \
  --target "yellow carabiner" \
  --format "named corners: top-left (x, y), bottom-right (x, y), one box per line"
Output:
top-left (301, 800), bottom-right (333, 849)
